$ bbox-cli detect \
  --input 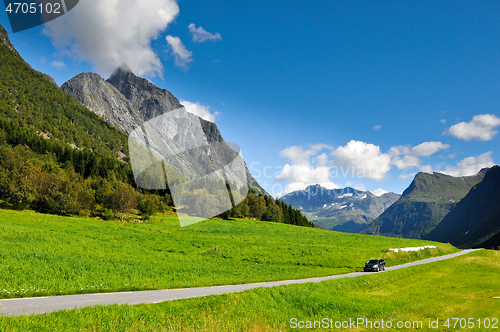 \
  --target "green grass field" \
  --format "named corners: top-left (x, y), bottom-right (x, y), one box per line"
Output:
top-left (0, 209), bottom-right (455, 300)
top-left (1, 249), bottom-right (497, 331)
